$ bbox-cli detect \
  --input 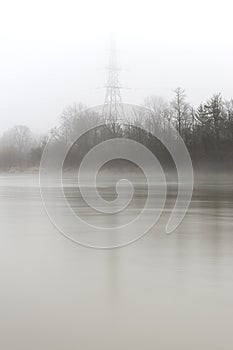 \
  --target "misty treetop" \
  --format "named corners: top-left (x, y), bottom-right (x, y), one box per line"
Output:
top-left (0, 90), bottom-right (233, 171)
